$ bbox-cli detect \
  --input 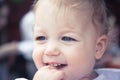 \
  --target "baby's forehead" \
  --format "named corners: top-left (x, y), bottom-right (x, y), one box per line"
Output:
top-left (35, 0), bottom-right (93, 15)
top-left (35, 0), bottom-right (98, 32)
top-left (35, 0), bottom-right (93, 24)
top-left (36, 8), bottom-right (92, 29)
